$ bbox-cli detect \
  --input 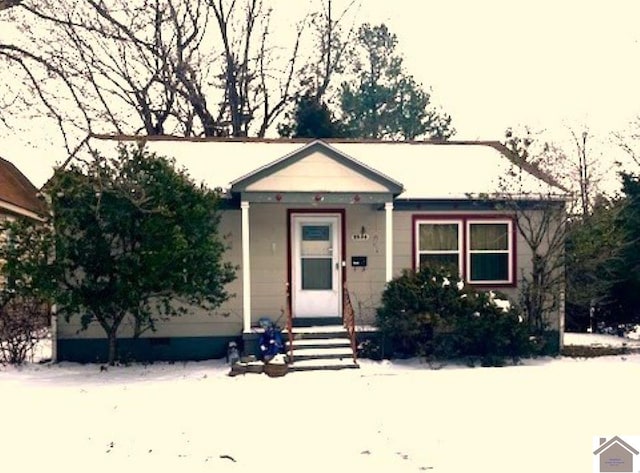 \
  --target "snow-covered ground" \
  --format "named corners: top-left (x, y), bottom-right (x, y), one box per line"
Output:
top-left (2, 340), bottom-right (640, 473)
top-left (564, 331), bottom-right (640, 348)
